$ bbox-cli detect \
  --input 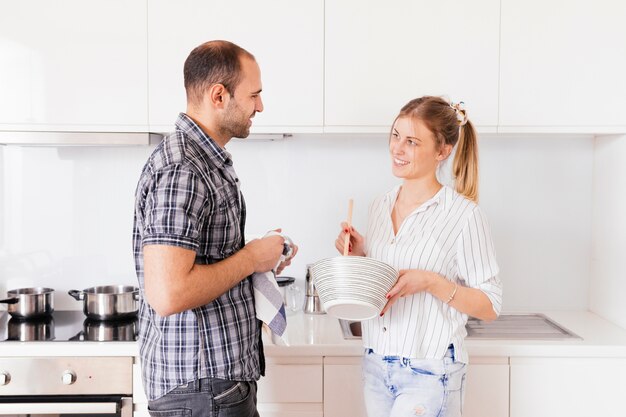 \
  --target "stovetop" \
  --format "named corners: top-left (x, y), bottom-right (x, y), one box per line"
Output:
top-left (0, 310), bottom-right (138, 342)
